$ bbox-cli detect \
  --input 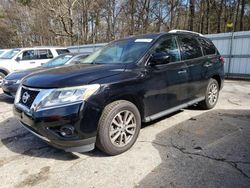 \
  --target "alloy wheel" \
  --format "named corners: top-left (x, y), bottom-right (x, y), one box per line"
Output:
top-left (208, 83), bottom-right (218, 105)
top-left (109, 110), bottom-right (136, 147)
